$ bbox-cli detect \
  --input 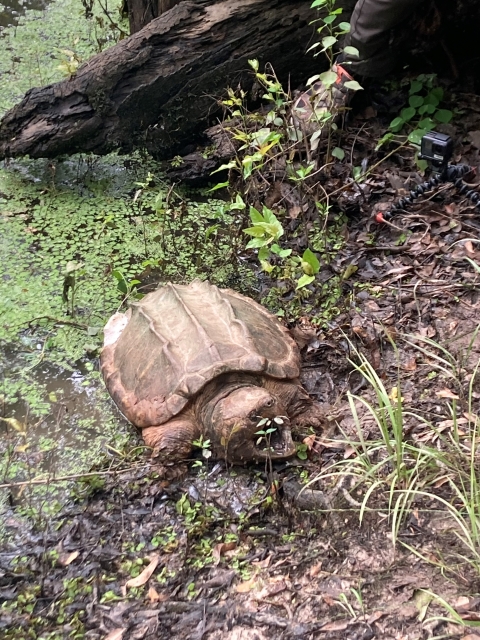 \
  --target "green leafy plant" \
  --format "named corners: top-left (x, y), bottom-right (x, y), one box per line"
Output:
top-left (192, 435), bottom-right (212, 468)
top-left (383, 74), bottom-right (453, 168)
top-left (56, 46), bottom-right (82, 77)
top-left (243, 206), bottom-right (284, 252)
top-left (255, 416), bottom-right (284, 453)
top-left (111, 269), bottom-right (142, 300)
top-left (304, 0), bottom-right (362, 159)
top-left (296, 443), bottom-right (309, 460)
top-left (243, 205), bottom-right (321, 290)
